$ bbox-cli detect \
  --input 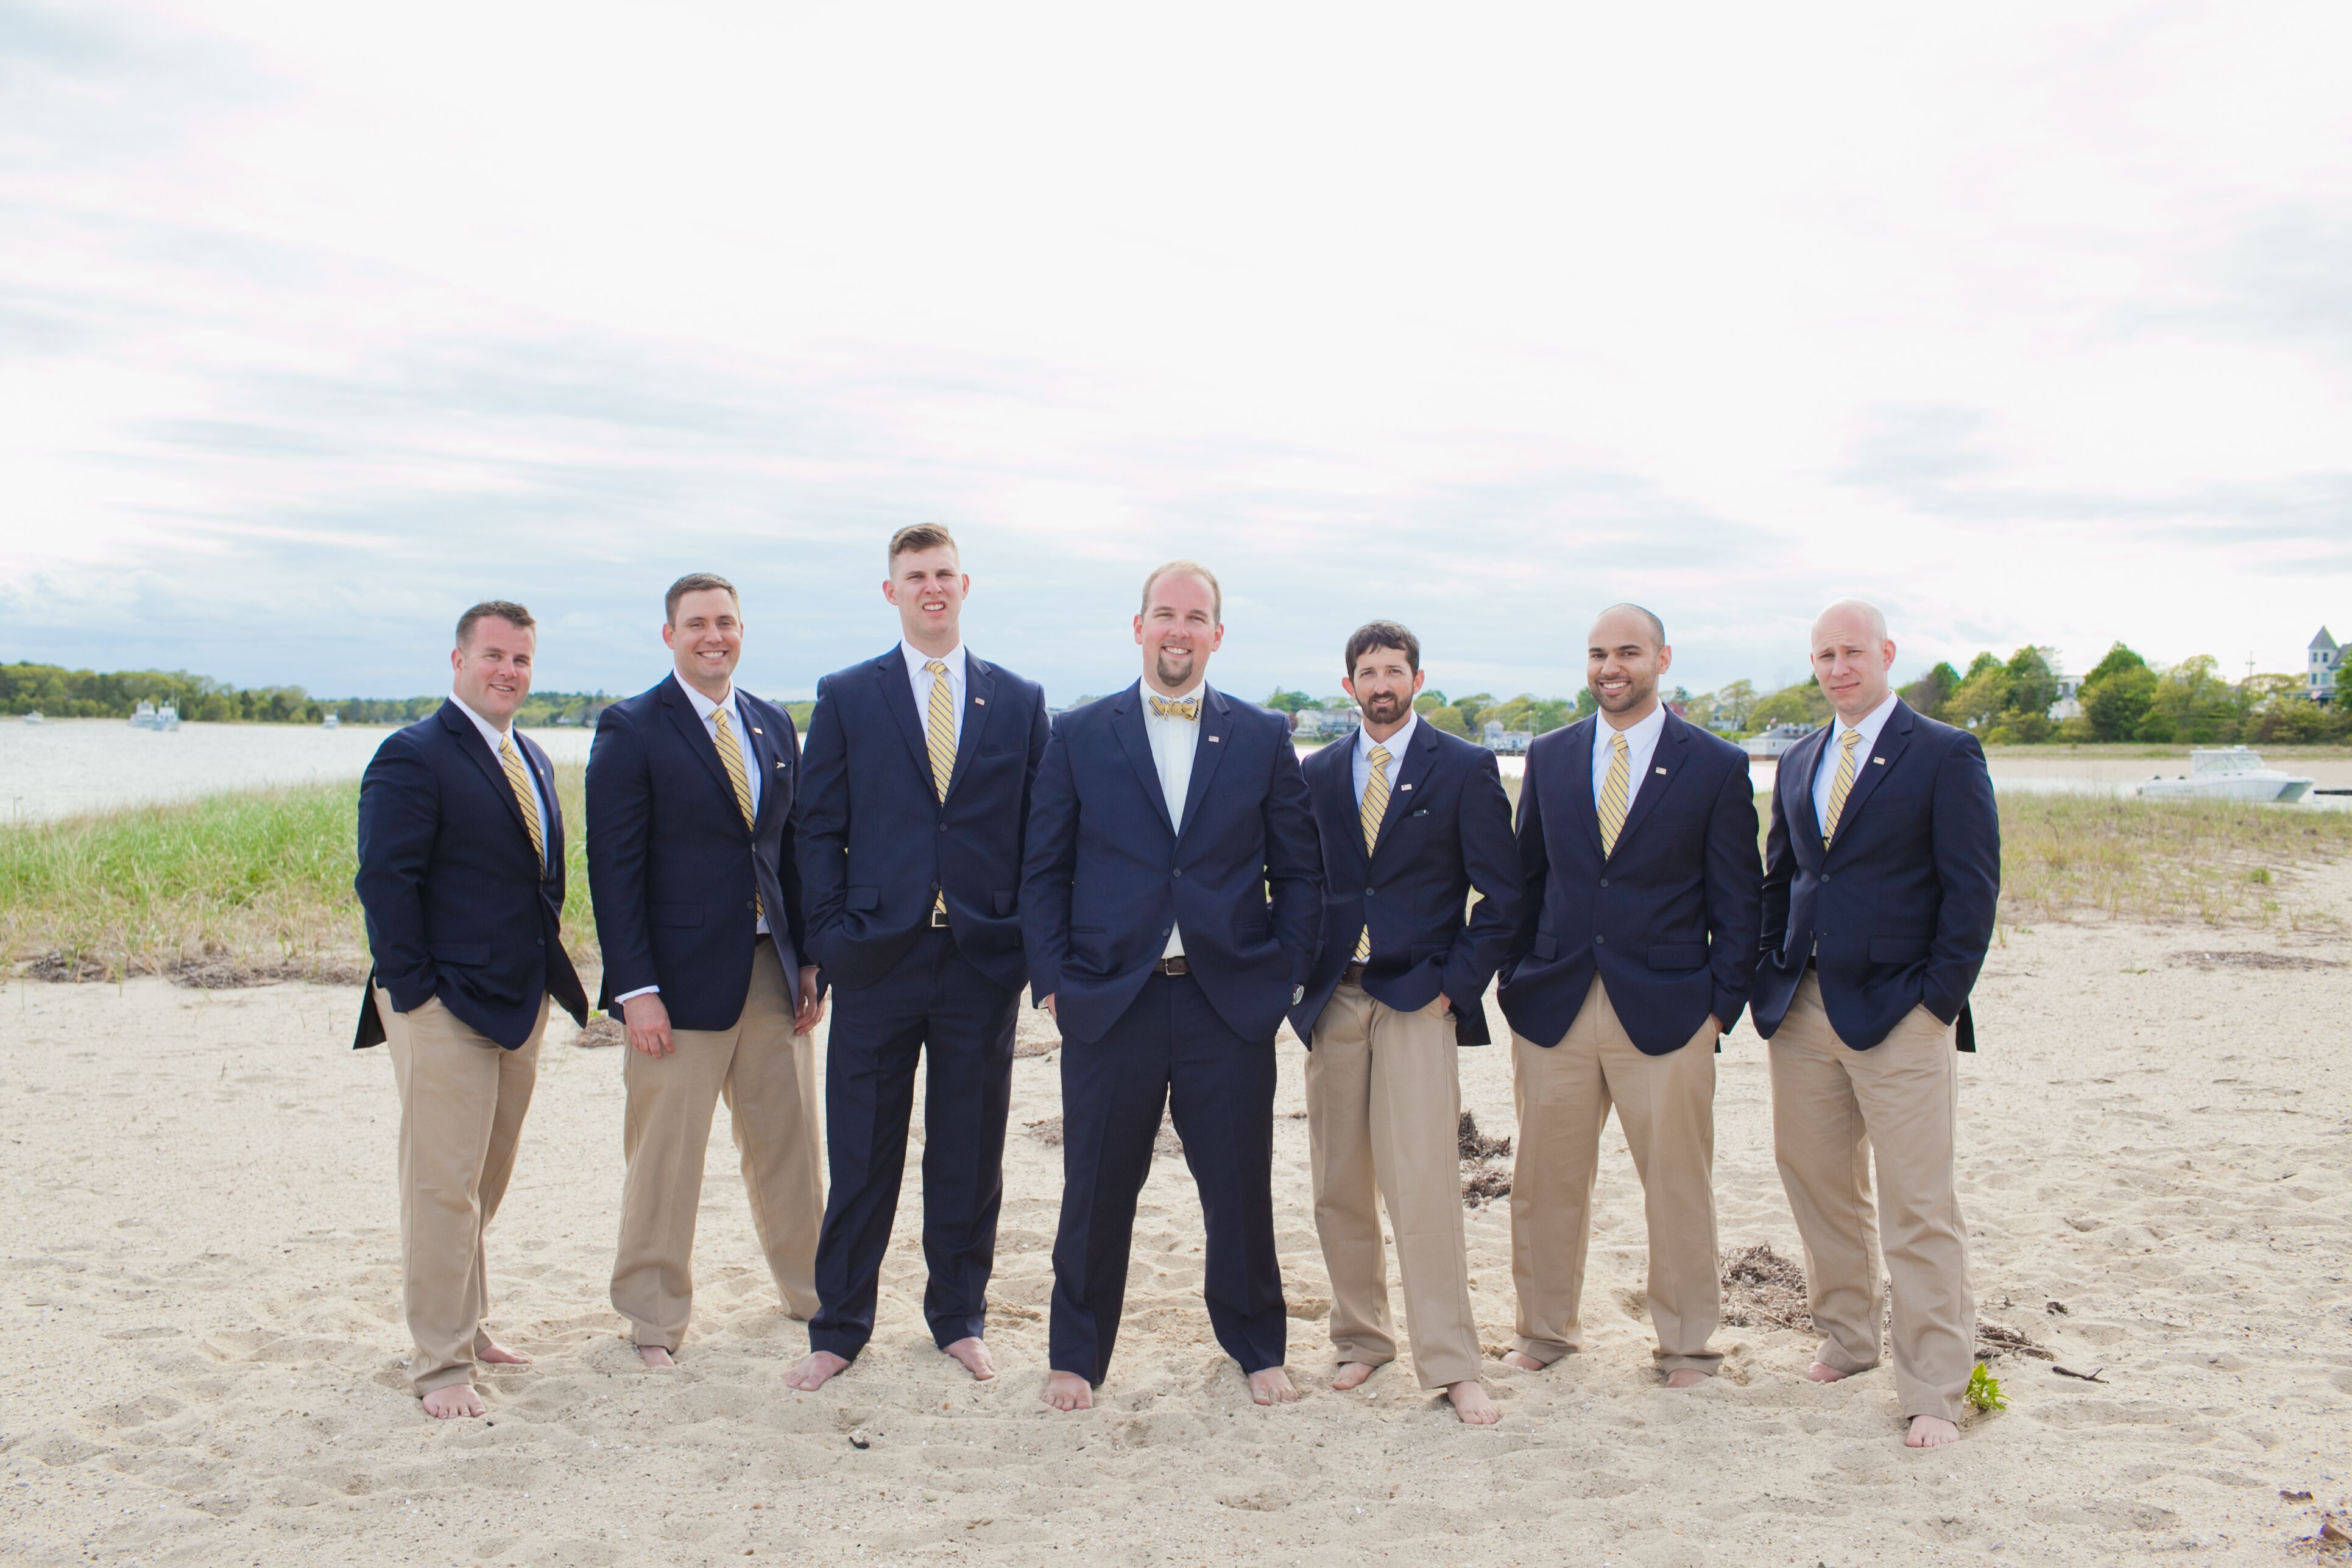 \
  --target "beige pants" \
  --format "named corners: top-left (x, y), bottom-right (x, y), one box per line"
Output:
top-left (1509, 976), bottom-right (1720, 1374)
top-left (610, 944), bottom-right (824, 1350)
top-left (376, 987), bottom-right (547, 1397)
top-left (1304, 982), bottom-right (1483, 1390)
top-left (1770, 969), bottom-right (1974, 1422)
